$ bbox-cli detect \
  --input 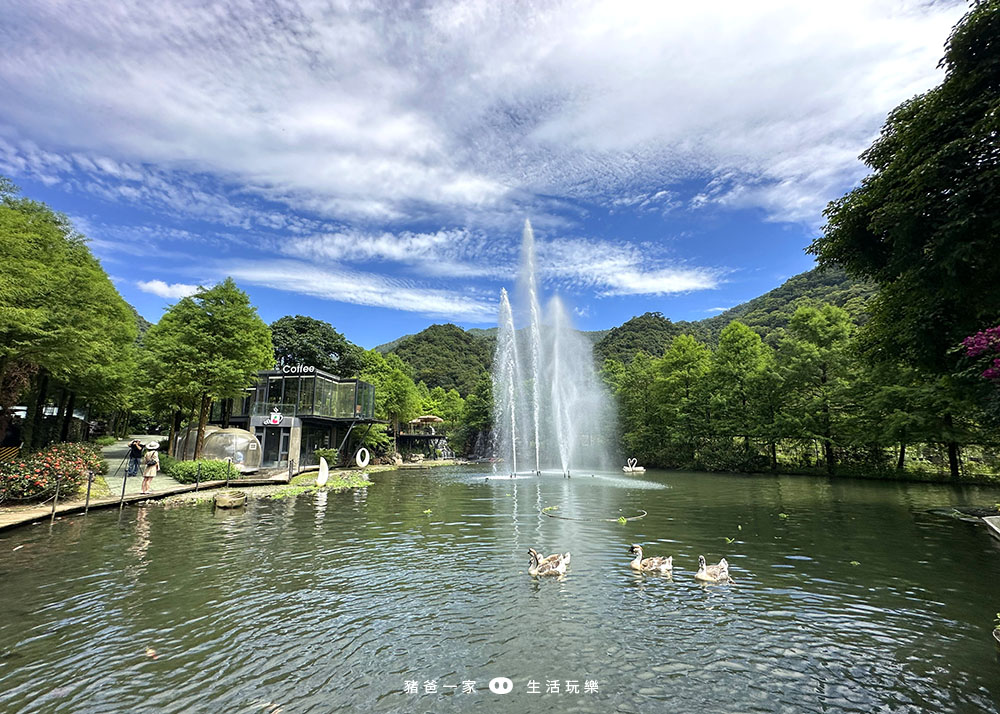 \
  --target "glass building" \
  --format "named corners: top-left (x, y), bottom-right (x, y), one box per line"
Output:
top-left (210, 367), bottom-right (378, 469)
